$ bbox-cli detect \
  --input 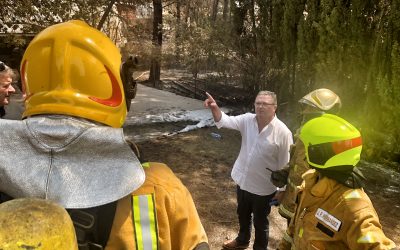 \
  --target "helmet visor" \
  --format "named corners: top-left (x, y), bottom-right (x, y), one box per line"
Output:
top-left (308, 137), bottom-right (362, 166)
